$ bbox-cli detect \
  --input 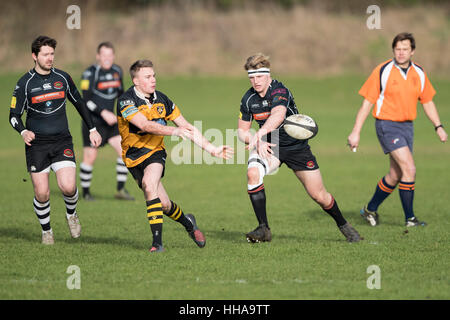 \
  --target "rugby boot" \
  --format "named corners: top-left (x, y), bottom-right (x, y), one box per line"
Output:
top-left (66, 214), bottom-right (81, 238)
top-left (185, 214), bottom-right (206, 248)
top-left (83, 192), bottom-right (95, 201)
top-left (114, 188), bottom-right (135, 201)
top-left (339, 222), bottom-right (362, 242)
top-left (42, 229), bottom-right (55, 245)
top-left (405, 217), bottom-right (427, 227)
top-left (246, 223), bottom-right (272, 243)
top-left (360, 205), bottom-right (379, 226)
